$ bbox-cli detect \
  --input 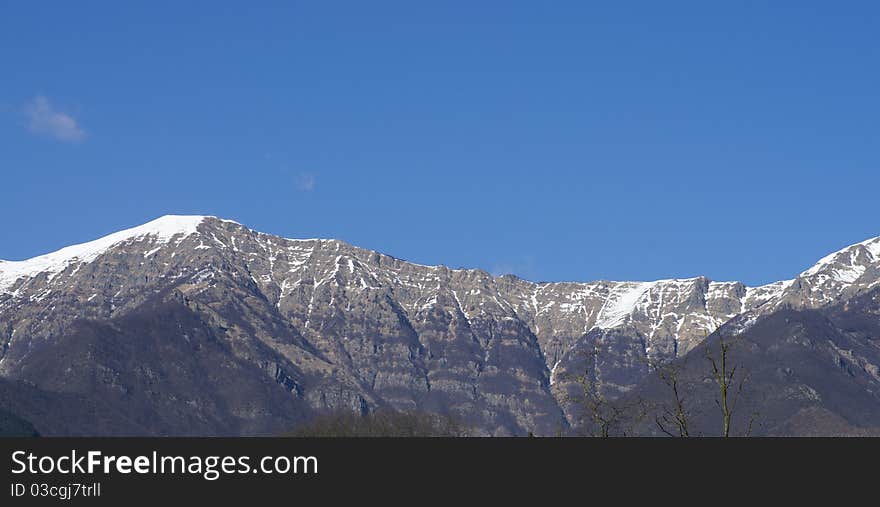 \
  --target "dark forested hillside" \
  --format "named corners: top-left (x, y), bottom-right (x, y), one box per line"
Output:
top-left (627, 288), bottom-right (880, 436)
